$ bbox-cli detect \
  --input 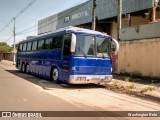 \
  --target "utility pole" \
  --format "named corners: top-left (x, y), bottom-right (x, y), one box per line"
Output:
top-left (152, 0), bottom-right (156, 22)
top-left (13, 17), bottom-right (16, 65)
top-left (117, 0), bottom-right (122, 41)
top-left (114, 0), bottom-right (122, 73)
top-left (152, 0), bottom-right (159, 22)
top-left (127, 14), bottom-right (131, 27)
top-left (92, 0), bottom-right (97, 30)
